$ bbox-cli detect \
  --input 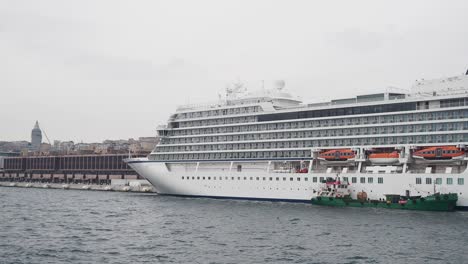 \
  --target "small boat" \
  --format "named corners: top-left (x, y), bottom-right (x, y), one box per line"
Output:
top-left (368, 151), bottom-right (400, 164)
top-left (413, 146), bottom-right (464, 163)
top-left (318, 149), bottom-right (355, 163)
top-left (311, 179), bottom-right (458, 211)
